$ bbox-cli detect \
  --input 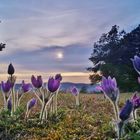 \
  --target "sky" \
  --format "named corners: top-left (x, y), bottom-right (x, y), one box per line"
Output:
top-left (0, 0), bottom-right (140, 83)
